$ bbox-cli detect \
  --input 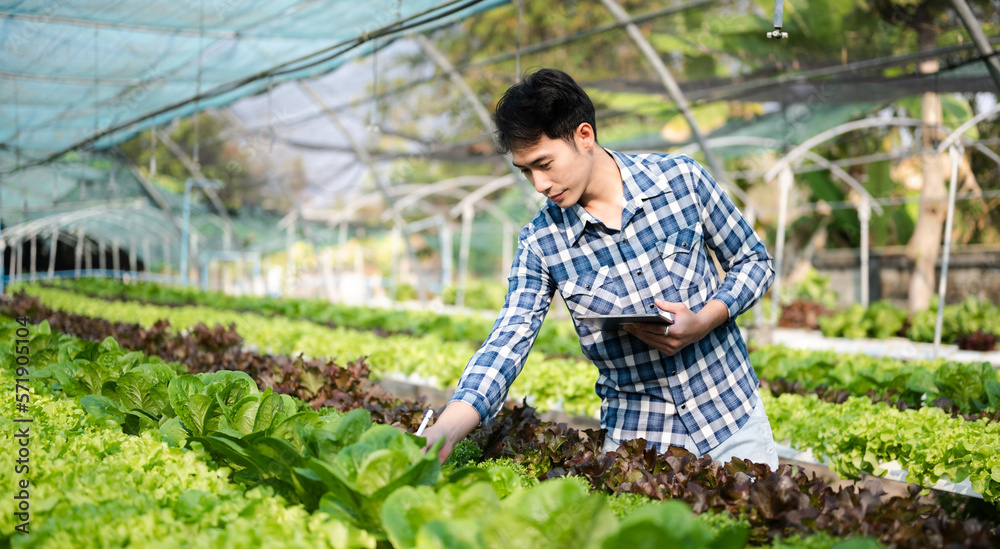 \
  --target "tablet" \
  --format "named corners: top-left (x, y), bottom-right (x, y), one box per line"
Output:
top-left (574, 311), bottom-right (675, 331)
